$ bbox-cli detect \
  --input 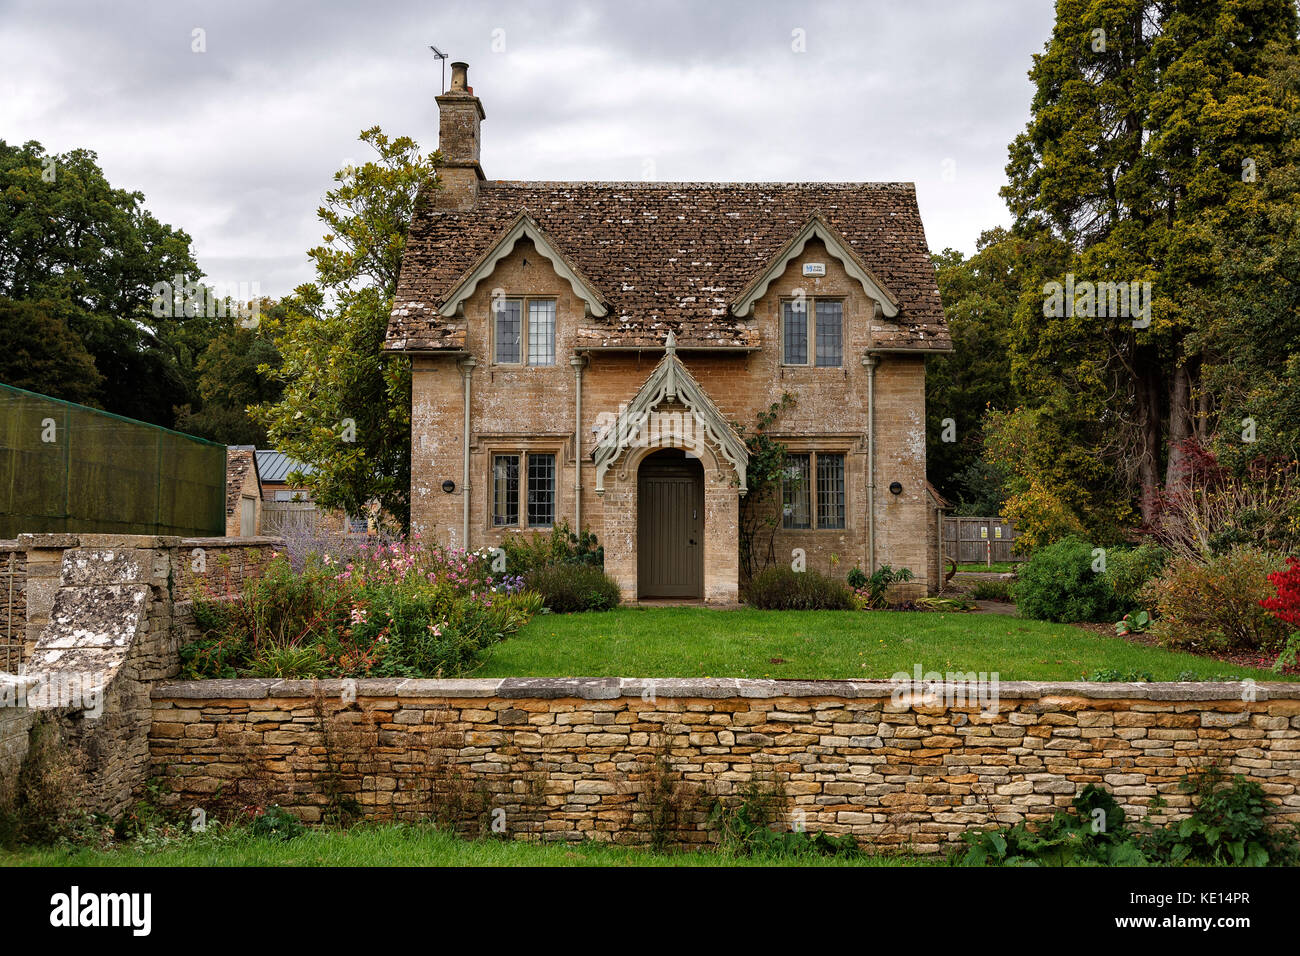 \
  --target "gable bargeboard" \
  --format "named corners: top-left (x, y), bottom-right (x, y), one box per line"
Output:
top-left (385, 62), bottom-right (952, 604)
